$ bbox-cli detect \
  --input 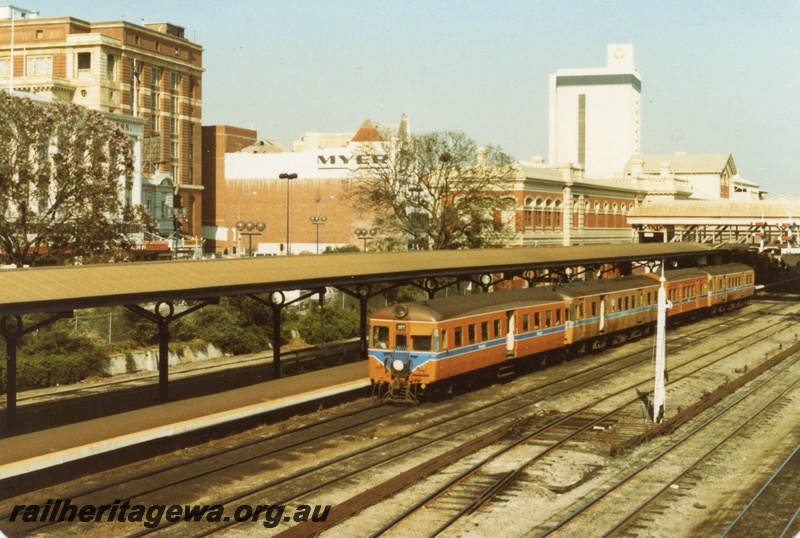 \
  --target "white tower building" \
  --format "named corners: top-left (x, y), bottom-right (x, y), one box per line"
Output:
top-left (548, 44), bottom-right (641, 178)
